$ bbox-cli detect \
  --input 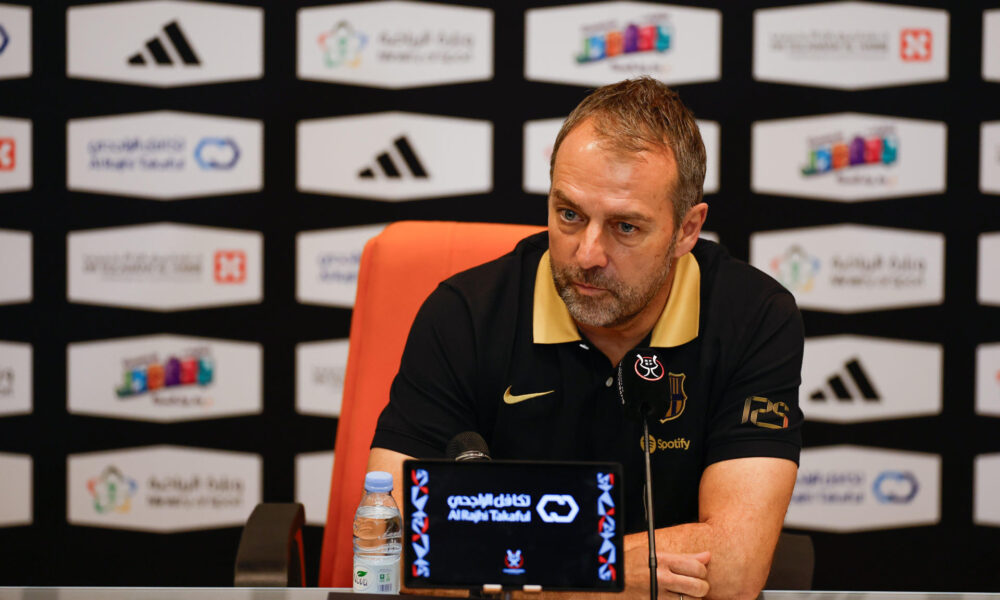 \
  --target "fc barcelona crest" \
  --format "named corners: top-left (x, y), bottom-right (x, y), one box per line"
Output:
top-left (658, 373), bottom-right (687, 423)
